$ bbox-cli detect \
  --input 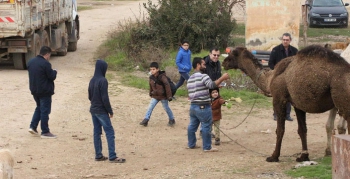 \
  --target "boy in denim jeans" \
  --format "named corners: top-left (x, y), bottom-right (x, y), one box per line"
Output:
top-left (88, 59), bottom-right (125, 163)
top-left (139, 62), bottom-right (175, 127)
